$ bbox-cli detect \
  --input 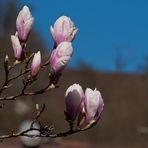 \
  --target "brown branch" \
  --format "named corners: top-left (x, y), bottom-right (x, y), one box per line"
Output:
top-left (0, 82), bottom-right (57, 101)
top-left (0, 56), bottom-right (9, 93)
top-left (8, 58), bottom-right (50, 83)
top-left (0, 54), bottom-right (52, 101)
top-left (0, 100), bottom-right (96, 140)
top-left (30, 104), bottom-right (45, 128)
top-left (0, 123), bottom-right (94, 140)
top-left (8, 69), bottom-right (30, 82)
